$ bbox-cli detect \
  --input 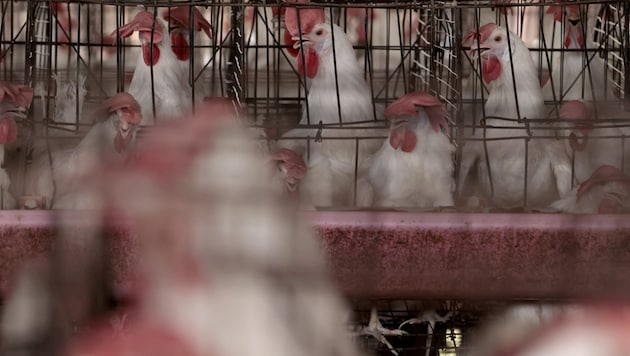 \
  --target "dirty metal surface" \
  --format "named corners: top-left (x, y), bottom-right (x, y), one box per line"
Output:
top-left (0, 211), bottom-right (629, 300)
